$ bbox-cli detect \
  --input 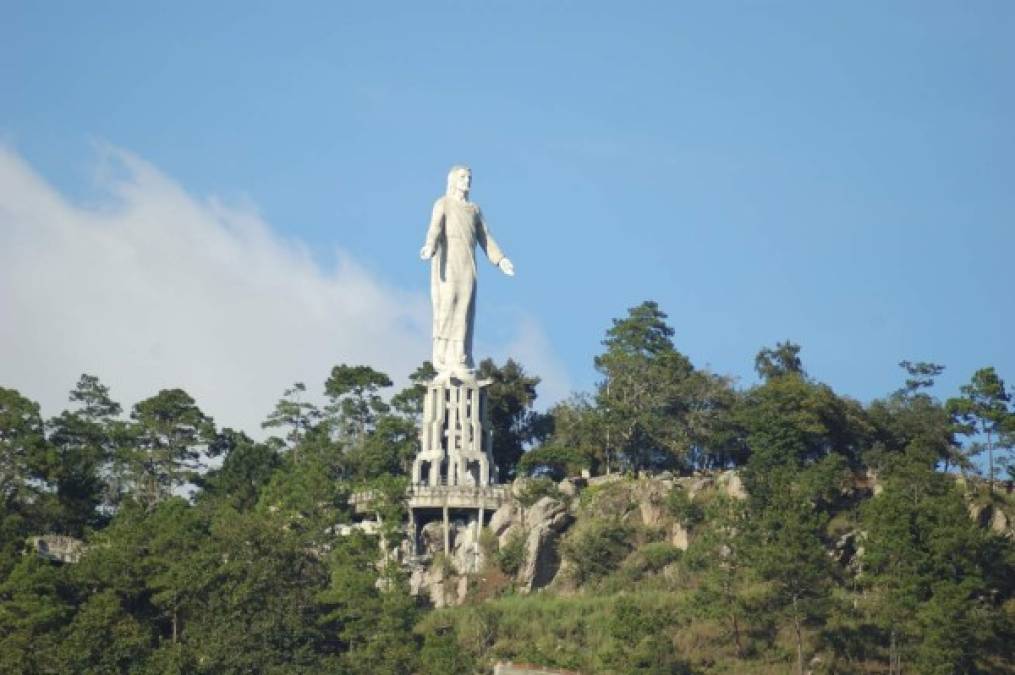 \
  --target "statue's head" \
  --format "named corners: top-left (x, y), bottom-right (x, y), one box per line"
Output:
top-left (446, 165), bottom-right (472, 196)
